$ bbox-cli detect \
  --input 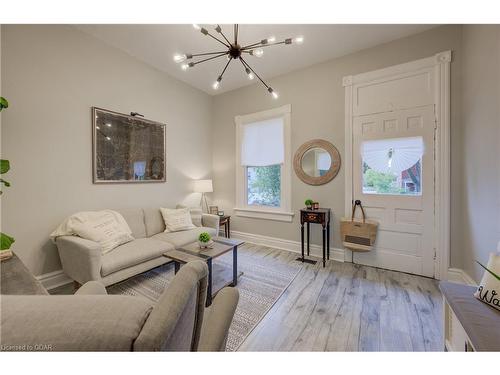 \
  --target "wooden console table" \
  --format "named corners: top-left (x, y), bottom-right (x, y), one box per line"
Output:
top-left (300, 208), bottom-right (331, 267)
top-left (219, 215), bottom-right (231, 238)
